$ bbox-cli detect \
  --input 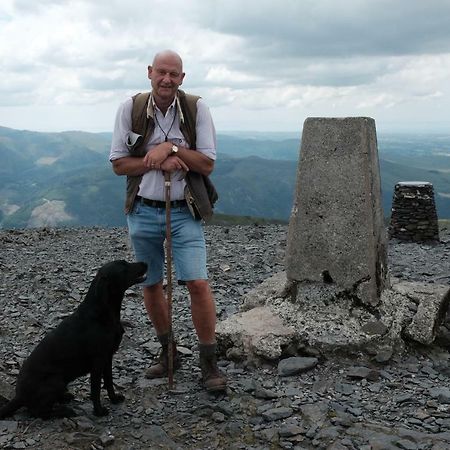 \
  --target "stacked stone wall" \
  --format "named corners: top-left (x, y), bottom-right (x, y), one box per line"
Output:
top-left (389, 182), bottom-right (439, 242)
